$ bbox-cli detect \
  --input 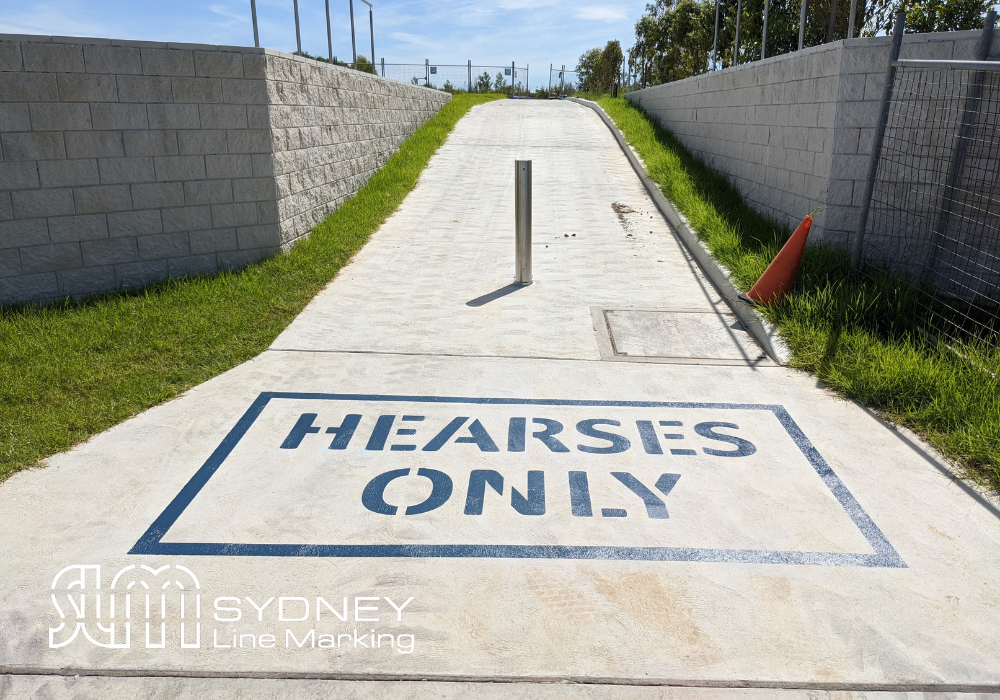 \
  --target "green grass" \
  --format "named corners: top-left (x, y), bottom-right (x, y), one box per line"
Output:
top-left (598, 95), bottom-right (1000, 493)
top-left (0, 93), bottom-right (504, 483)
